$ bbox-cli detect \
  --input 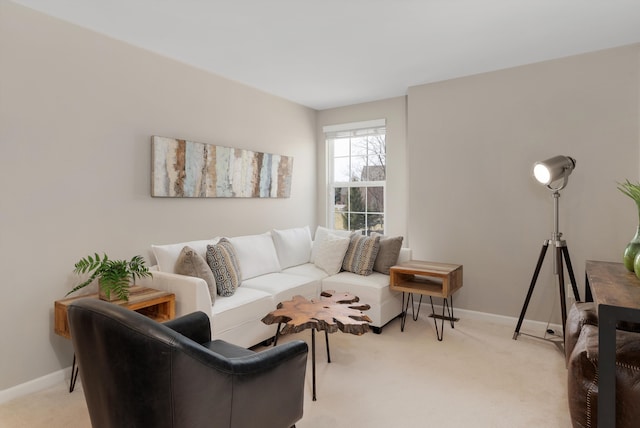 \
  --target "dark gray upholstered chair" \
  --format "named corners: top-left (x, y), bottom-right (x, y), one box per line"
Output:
top-left (68, 298), bottom-right (308, 428)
